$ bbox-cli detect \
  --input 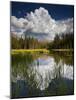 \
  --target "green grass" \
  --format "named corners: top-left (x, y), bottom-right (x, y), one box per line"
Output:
top-left (11, 49), bottom-right (50, 55)
top-left (52, 49), bottom-right (73, 52)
